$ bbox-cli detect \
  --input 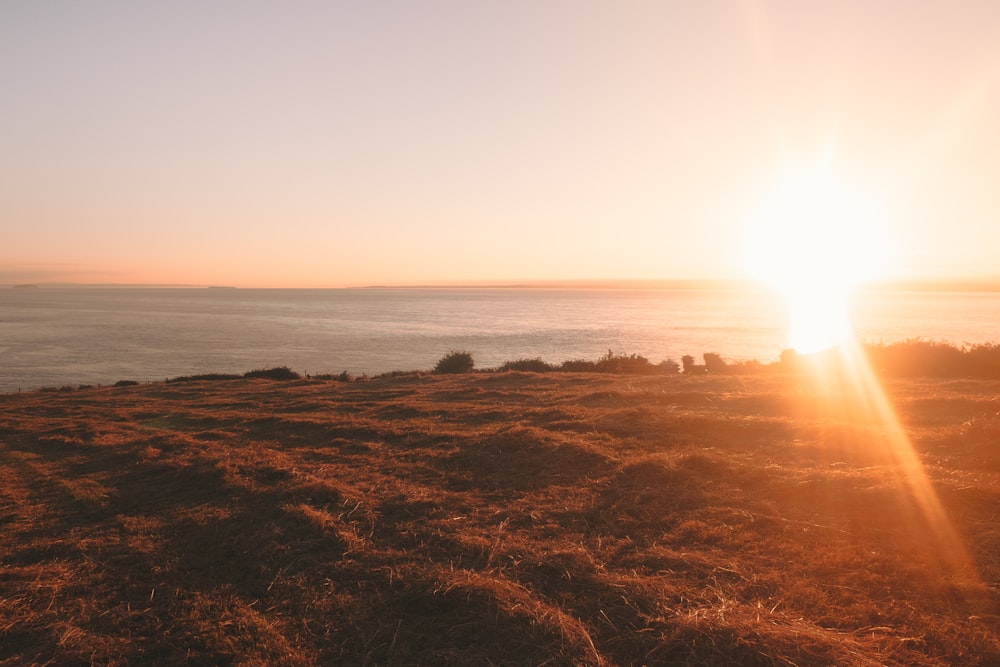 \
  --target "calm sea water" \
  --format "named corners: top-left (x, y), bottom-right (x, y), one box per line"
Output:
top-left (1, 286), bottom-right (998, 393)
